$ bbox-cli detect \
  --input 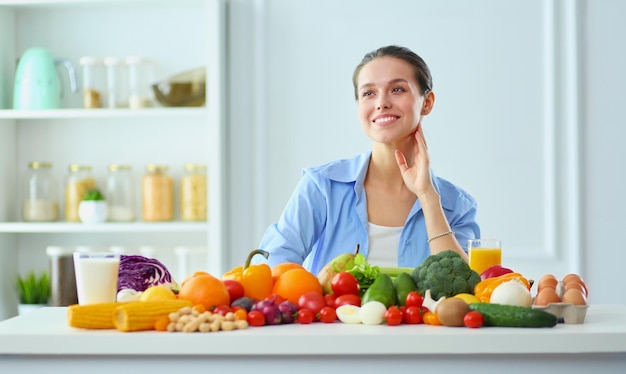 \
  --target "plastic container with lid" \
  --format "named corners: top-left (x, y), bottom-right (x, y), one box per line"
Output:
top-left (79, 56), bottom-right (105, 109)
top-left (64, 164), bottom-right (96, 222)
top-left (21, 161), bottom-right (59, 222)
top-left (46, 246), bottom-right (78, 306)
top-left (141, 164), bottom-right (173, 221)
top-left (104, 57), bottom-right (129, 109)
top-left (126, 56), bottom-right (155, 109)
top-left (180, 163), bottom-right (207, 221)
top-left (106, 164), bottom-right (134, 221)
